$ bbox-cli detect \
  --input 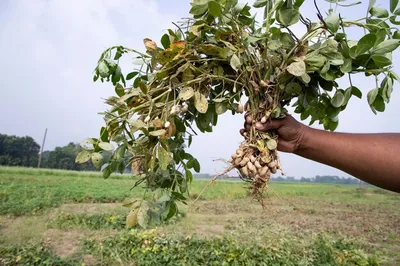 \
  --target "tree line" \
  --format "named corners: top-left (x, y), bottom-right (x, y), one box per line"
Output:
top-left (0, 133), bottom-right (95, 171)
top-left (0, 133), bottom-right (363, 184)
